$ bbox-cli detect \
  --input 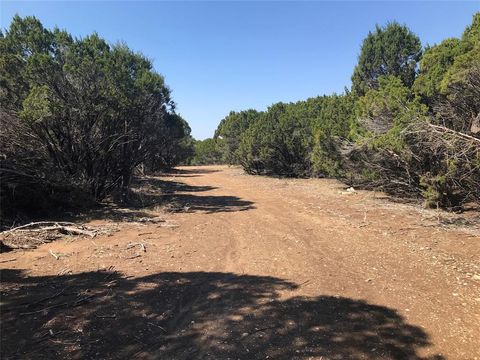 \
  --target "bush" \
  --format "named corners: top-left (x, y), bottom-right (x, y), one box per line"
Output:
top-left (237, 103), bottom-right (314, 176)
top-left (214, 110), bottom-right (262, 164)
top-left (203, 14), bottom-right (480, 209)
top-left (191, 138), bottom-right (224, 165)
top-left (0, 16), bottom-right (193, 217)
